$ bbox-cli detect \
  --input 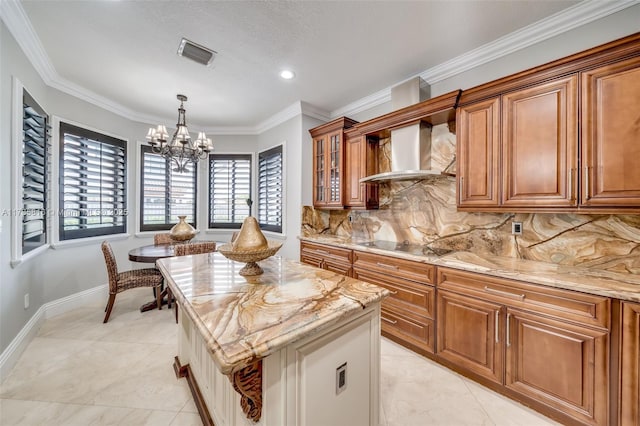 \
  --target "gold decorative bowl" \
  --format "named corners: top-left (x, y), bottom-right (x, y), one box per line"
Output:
top-left (217, 240), bottom-right (283, 276)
